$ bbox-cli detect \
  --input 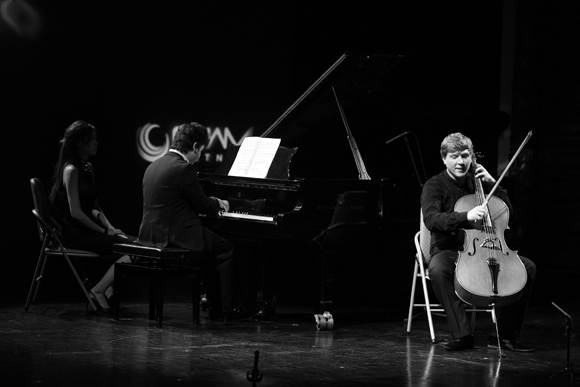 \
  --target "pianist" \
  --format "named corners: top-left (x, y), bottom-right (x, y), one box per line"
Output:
top-left (138, 122), bottom-right (247, 321)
